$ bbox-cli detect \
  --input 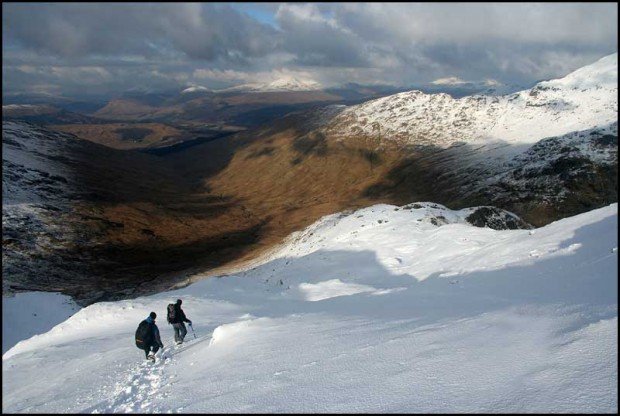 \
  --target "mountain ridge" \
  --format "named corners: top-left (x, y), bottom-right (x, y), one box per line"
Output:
top-left (324, 53), bottom-right (617, 148)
